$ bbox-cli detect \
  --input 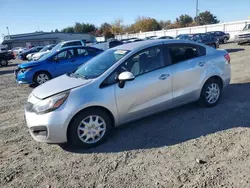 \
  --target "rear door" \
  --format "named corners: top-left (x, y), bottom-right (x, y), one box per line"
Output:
top-left (165, 43), bottom-right (207, 105)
